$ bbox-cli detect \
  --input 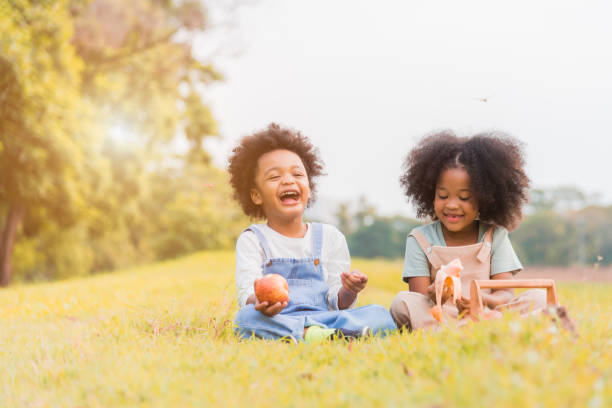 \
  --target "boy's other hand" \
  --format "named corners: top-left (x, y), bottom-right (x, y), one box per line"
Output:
top-left (254, 300), bottom-right (288, 317)
top-left (341, 270), bottom-right (368, 295)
